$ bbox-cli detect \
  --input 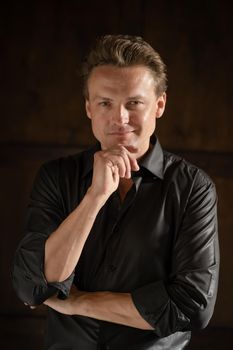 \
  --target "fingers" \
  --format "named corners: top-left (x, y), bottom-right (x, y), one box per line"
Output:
top-left (102, 146), bottom-right (139, 179)
top-left (105, 155), bottom-right (127, 178)
top-left (111, 164), bottom-right (120, 182)
top-left (127, 153), bottom-right (140, 173)
top-left (115, 148), bottom-right (131, 178)
top-left (117, 146), bottom-right (139, 176)
top-left (24, 302), bottom-right (36, 309)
